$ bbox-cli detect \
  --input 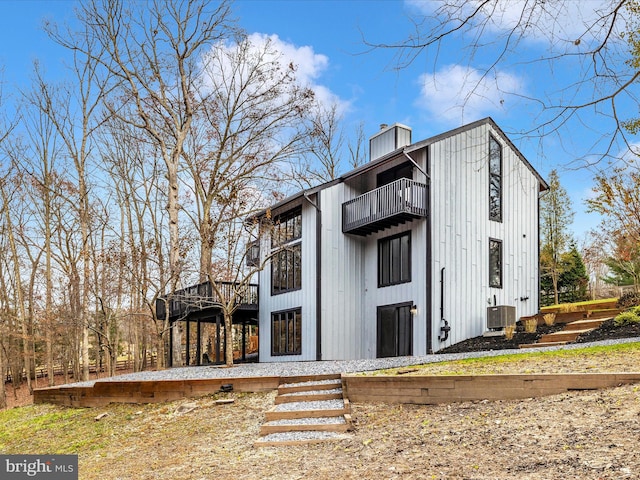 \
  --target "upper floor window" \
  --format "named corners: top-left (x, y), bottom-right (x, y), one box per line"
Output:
top-left (489, 135), bottom-right (502, 222)
top-left (489, 238), bottom-right (503, 288)
top-left (377, 162), bottom-right (413, 187)
top-left (246, 240), bottom-right (260, 267)
top-left (271, 207), bottom-right (302, 247)
top-left (271, 207), bottom-right (302, 295)
top-left (378, 231), bottom-right (411, 287)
